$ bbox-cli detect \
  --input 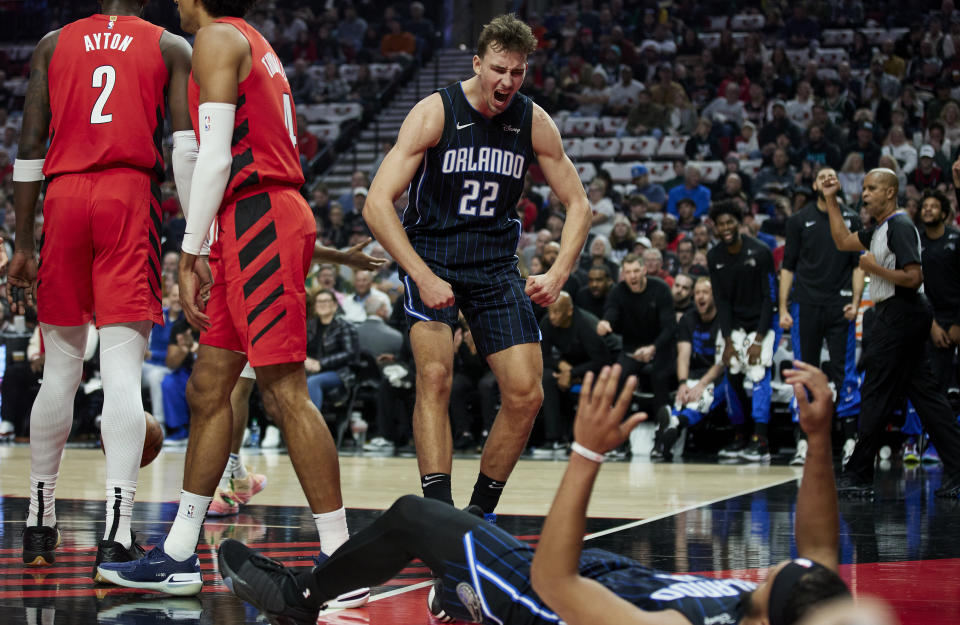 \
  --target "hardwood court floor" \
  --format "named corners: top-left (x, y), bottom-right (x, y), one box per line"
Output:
top-left (1, 444), bottom-right (958, 624)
